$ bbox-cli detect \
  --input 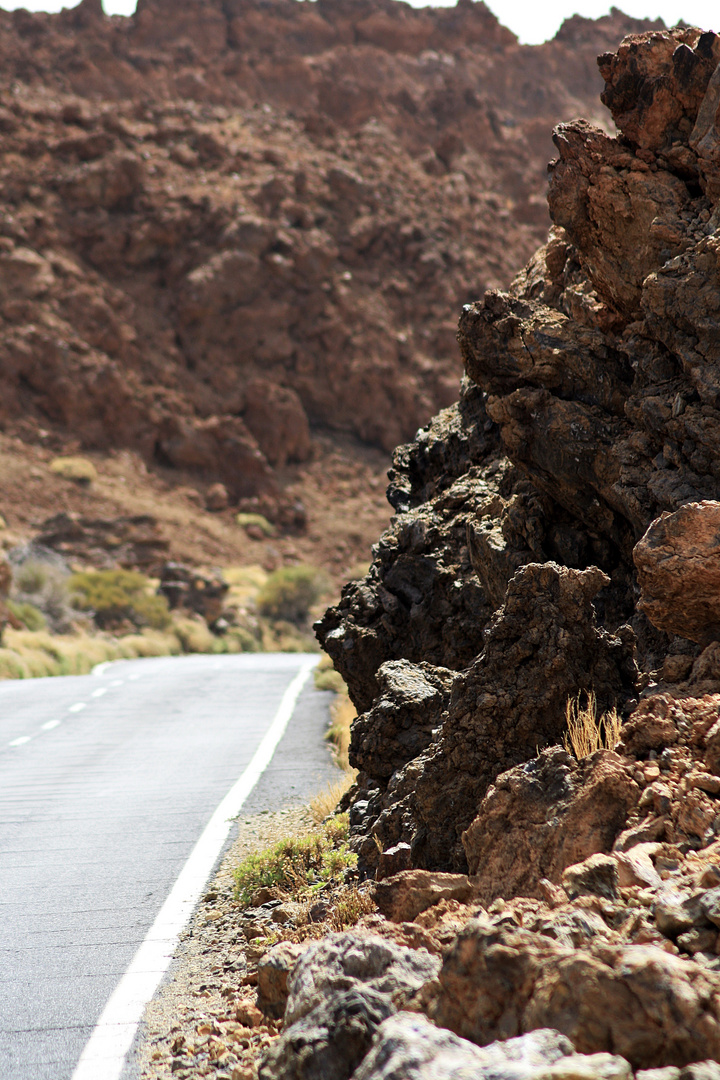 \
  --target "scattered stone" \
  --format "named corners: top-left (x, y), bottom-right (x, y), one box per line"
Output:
top-left (205, 483), bottom-right (229, 512)
top-left (284, 933), bottom-right (440, 1027)
top-left (562, 854), bottom-right (619, 901)
top-left (372, 870), bottom-right (475, 923)
top-left (257, 943), bottom-right (307, 1020)
top-left (375, 843), bottom-right (413, 881)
